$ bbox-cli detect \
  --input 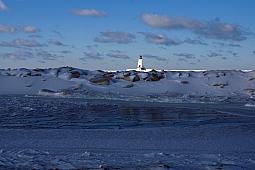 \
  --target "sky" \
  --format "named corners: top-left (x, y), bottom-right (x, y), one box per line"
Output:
top-left (0, 0), bottom-right (255, 70)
